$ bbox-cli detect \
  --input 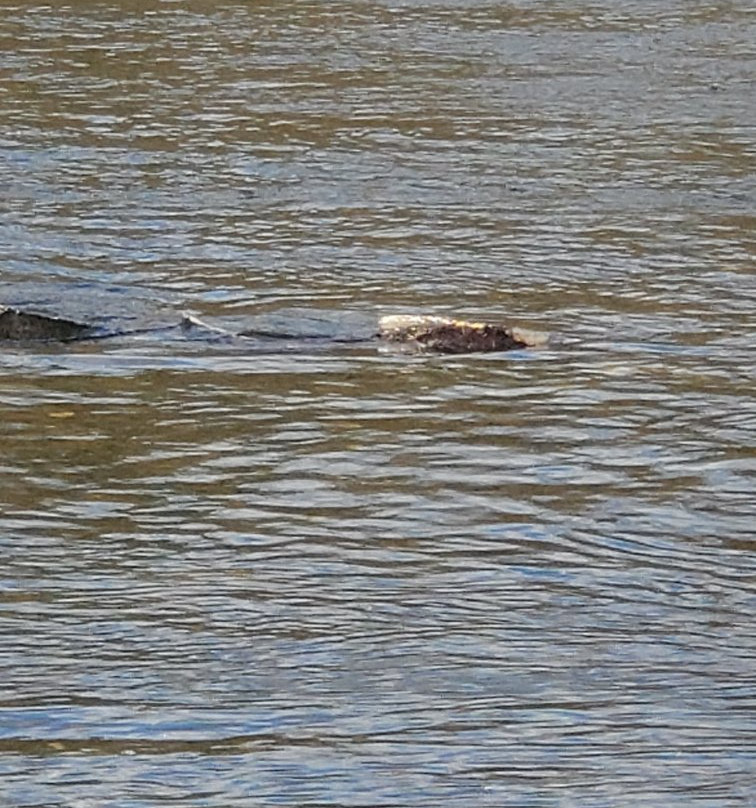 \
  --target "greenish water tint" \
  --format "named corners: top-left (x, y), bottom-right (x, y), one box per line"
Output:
top-left (1, 1), bottom-right (754, 805)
